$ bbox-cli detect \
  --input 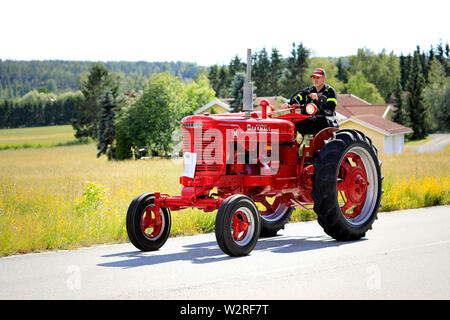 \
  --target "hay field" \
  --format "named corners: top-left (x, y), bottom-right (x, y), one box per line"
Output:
top-left (0, 136), bottom-right (449, 256)
top-left (0, 125), bottom-right (81, 149)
